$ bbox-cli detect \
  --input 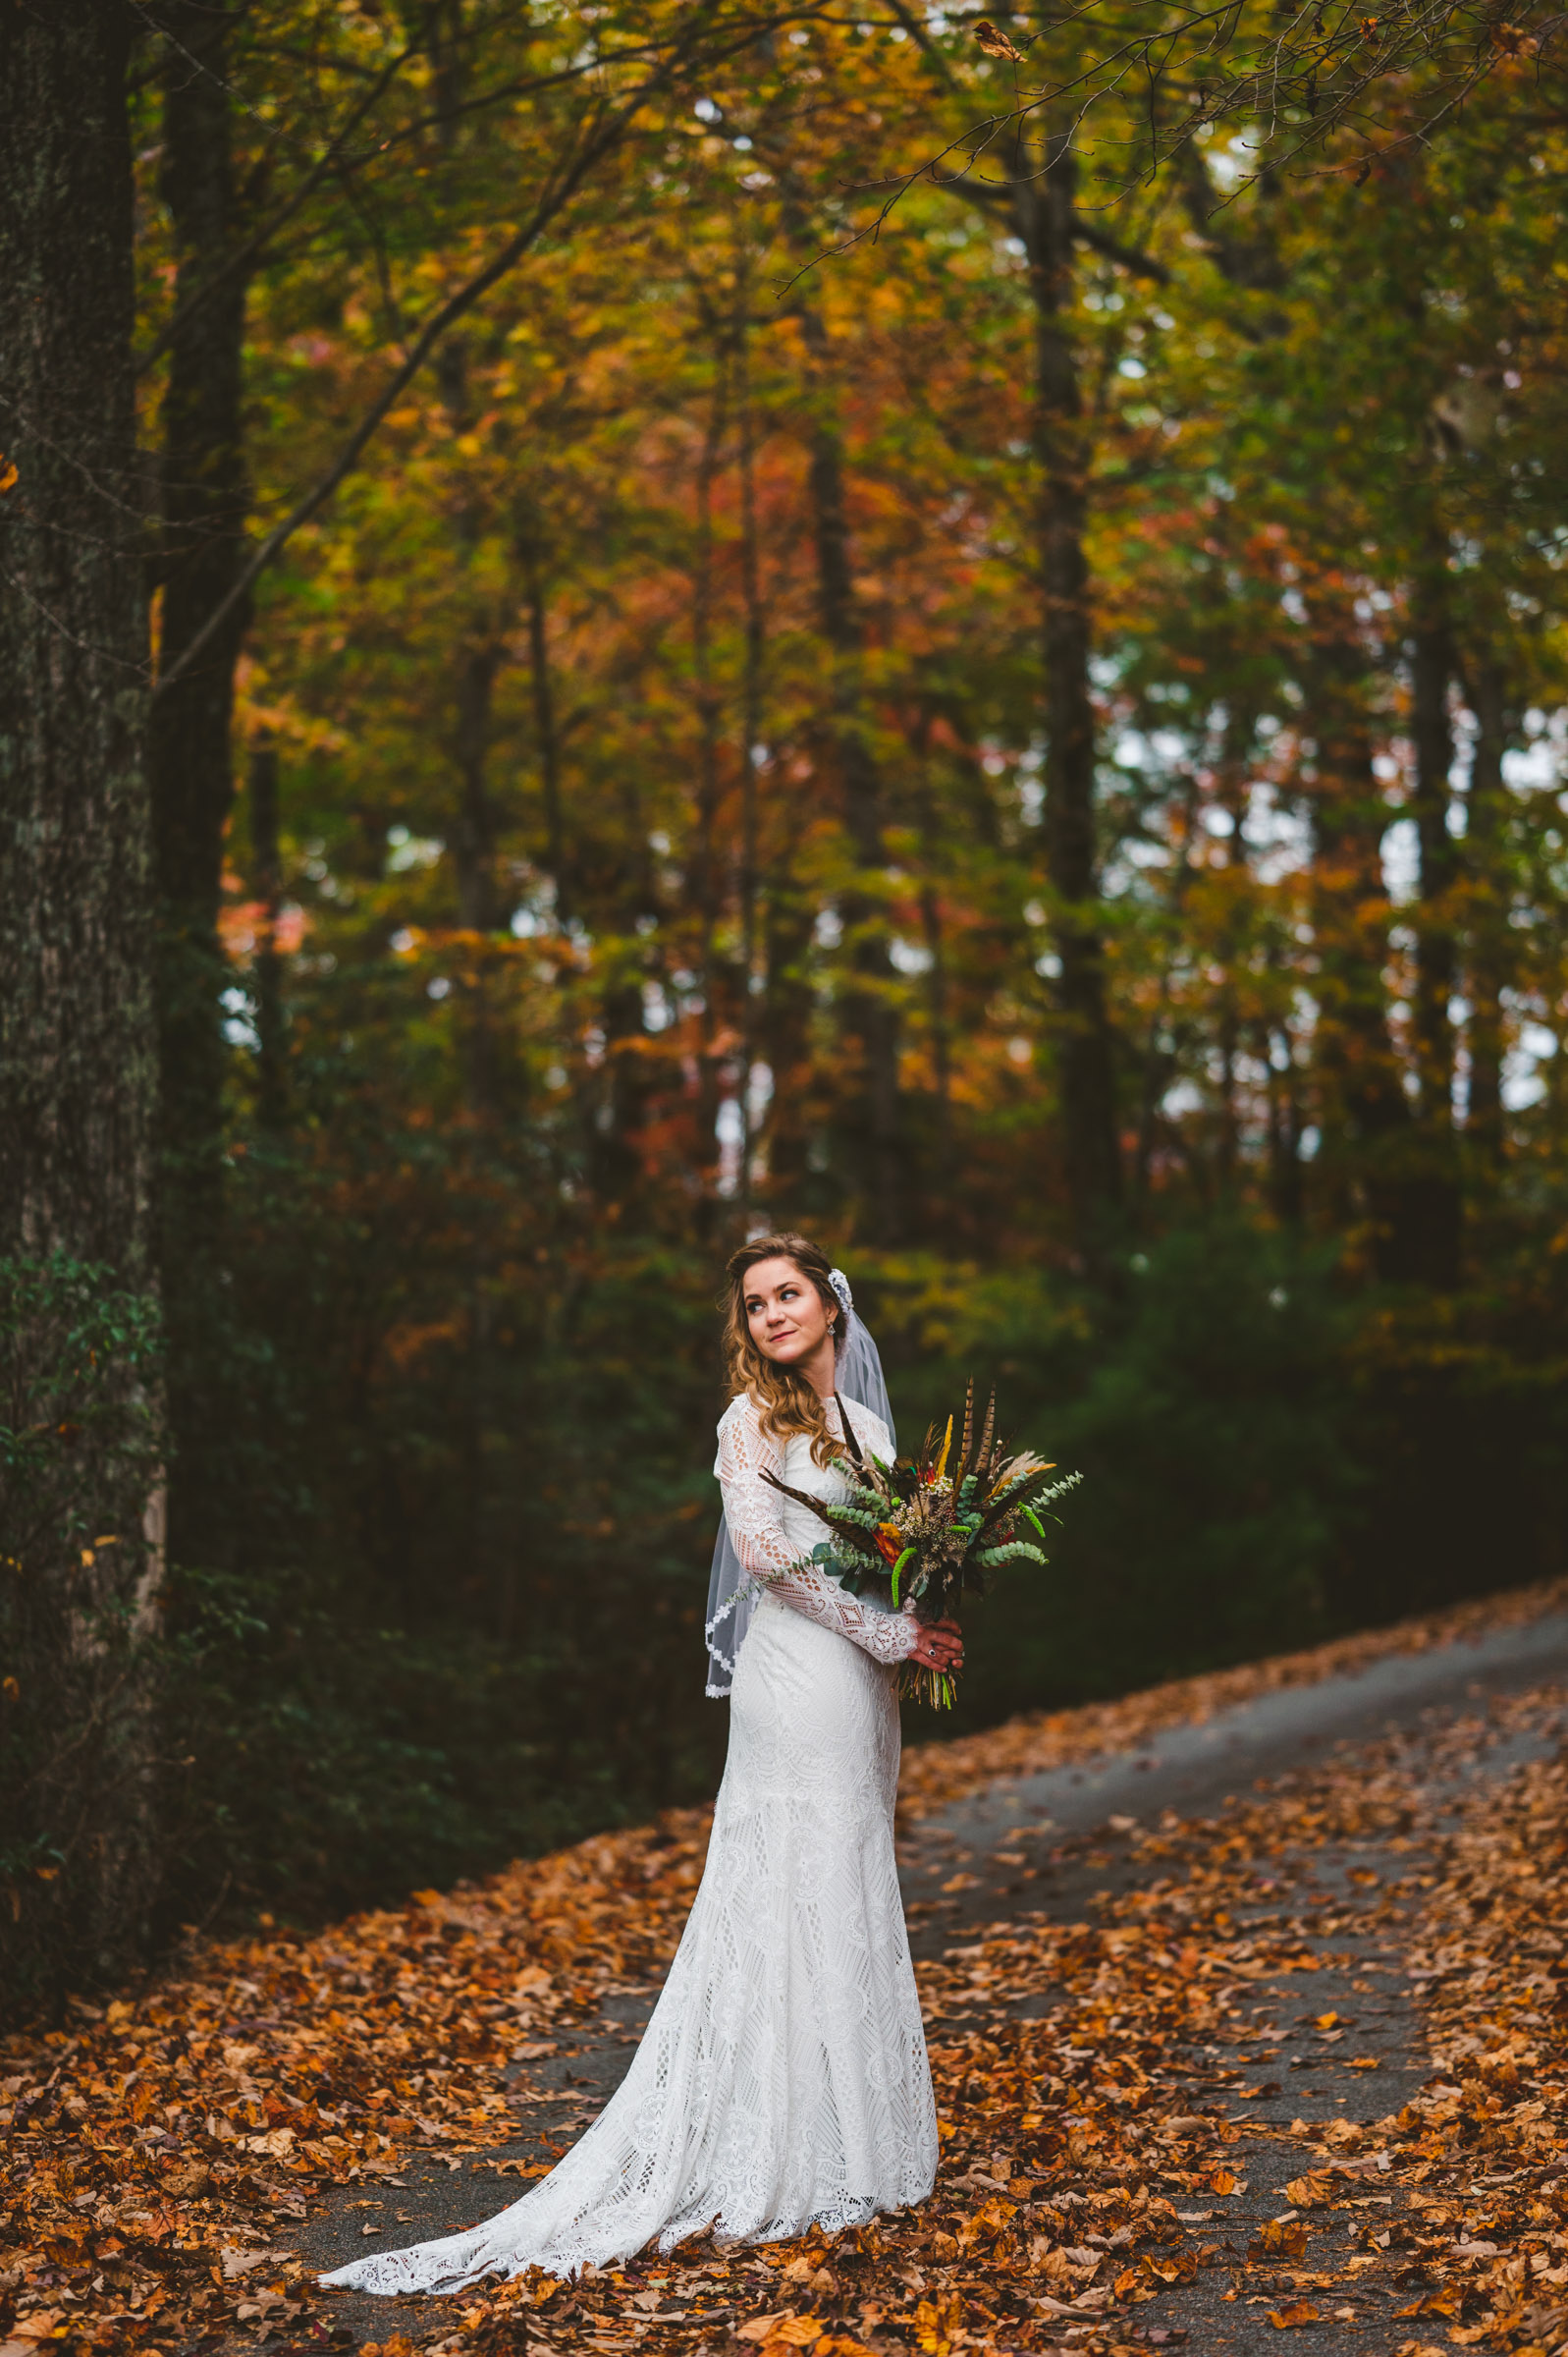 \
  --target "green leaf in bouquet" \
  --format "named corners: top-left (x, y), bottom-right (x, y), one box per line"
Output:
top-left (760, 1467), bottom-right (884, 1562)
top-left (973, 1540), bottom-right (1047, 1568)
top-left (830, 1501), bottom-right (892, 1532)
